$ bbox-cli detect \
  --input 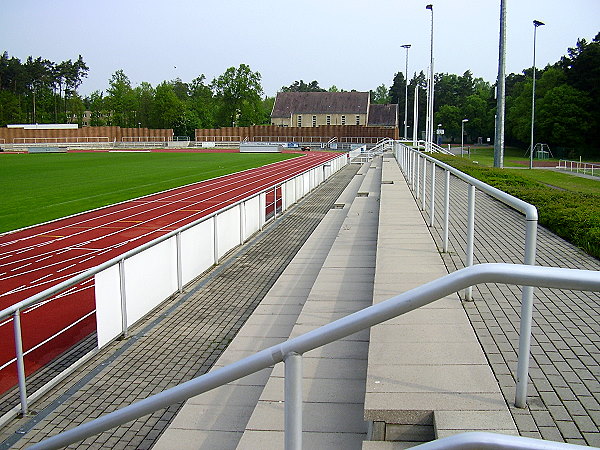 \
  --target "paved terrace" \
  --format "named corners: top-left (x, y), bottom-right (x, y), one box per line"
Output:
top-left (1, 151), bottom-right (599, 448)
